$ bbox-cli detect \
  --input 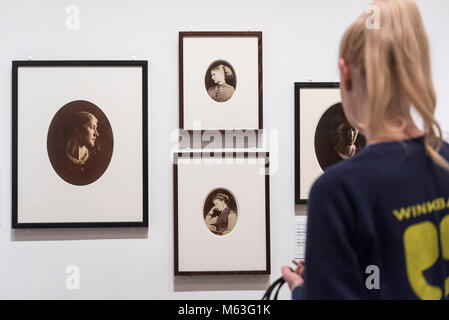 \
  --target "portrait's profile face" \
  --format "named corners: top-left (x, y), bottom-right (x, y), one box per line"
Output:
top-left (314, 102), bottom-right (366, 170)
top-left (47, 100), bottom-right (114, 186)
top-left (78, 117), bottom-right (99, 148)
top-left (205, 60), bottom-right (237, 103)
top-left (213, 198), bottom-right (226, 211)
top-left (211, 69), bottom-right (225, 85)
top-left (203, 188), bottom-right (238, 236)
